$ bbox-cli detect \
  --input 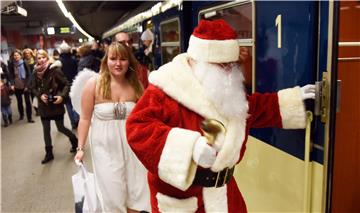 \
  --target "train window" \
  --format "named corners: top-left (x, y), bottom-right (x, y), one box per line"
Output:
top-left (199, 2), bottom-right (252, 39)
top-left (160, 18), bottom-right (181, 64)
top-left (199, 1), bottom-right (253, 94)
